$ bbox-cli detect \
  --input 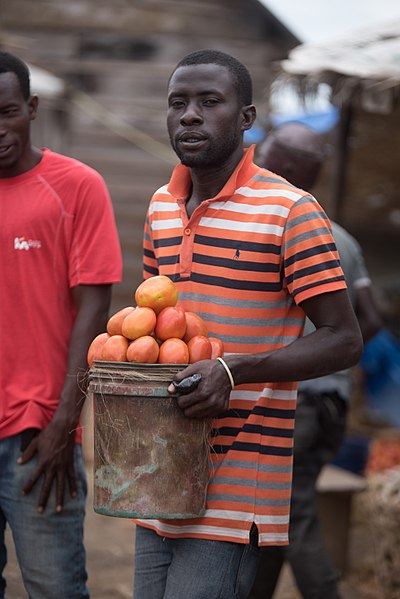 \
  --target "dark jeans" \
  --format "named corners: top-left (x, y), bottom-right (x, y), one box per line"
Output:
top-left (249, 391), bottom-right (347, 599)
top-left (0, 434), bottom-right (89, 599)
